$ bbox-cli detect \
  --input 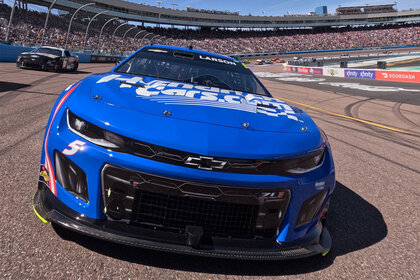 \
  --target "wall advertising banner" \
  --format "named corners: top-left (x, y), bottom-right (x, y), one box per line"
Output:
top-left (323, 67), bottom-right (345, 77)
top-left (344, 69), bottom-right (376, 79)
top-left (376, 71), bottom-right (420, 83)
top-left (309, 67), bottom-right (323, 75)
top-left (297, 67), bottom-right (309, 74)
